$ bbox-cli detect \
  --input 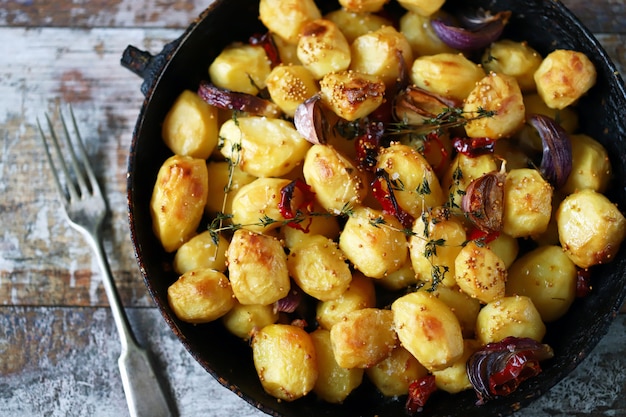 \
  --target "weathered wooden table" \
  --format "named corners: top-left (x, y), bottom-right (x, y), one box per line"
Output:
top-left (1, 0), bottom-right (625, 416)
